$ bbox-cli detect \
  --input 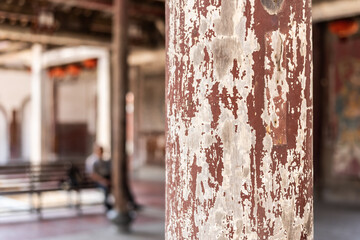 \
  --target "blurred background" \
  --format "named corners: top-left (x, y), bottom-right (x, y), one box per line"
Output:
top-left (0, 0), bottom-right (358, 239)
top-left (0, 0), bottom-right (166, 239)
